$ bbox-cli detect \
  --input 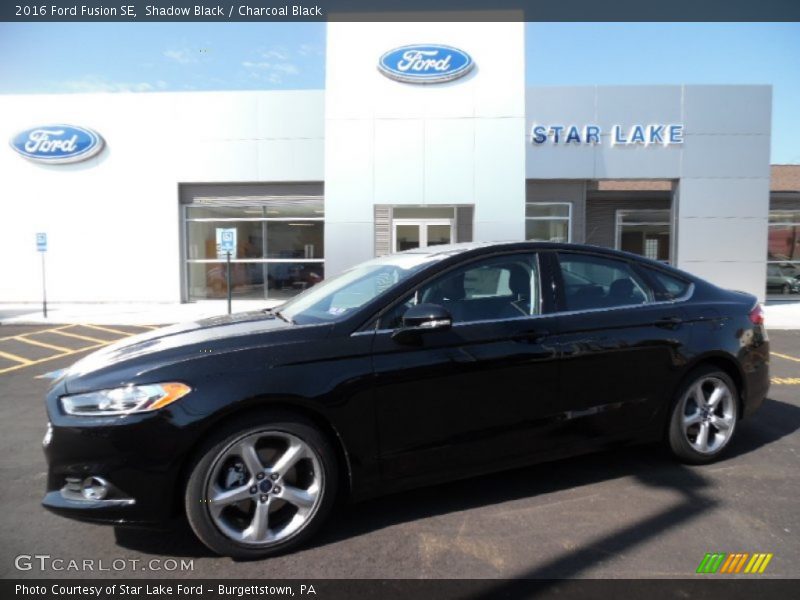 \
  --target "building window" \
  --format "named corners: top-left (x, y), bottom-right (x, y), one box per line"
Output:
top-left (767, 210), bottom-right (800, 296)
top-left (183, 196), bottom-right (324, 301)
top-left (525, 203), bottom-right (571, 242)
top-left (616, 209), bottom-right (671, 263)
top-left (391, 207), bottom-right (457, 252)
